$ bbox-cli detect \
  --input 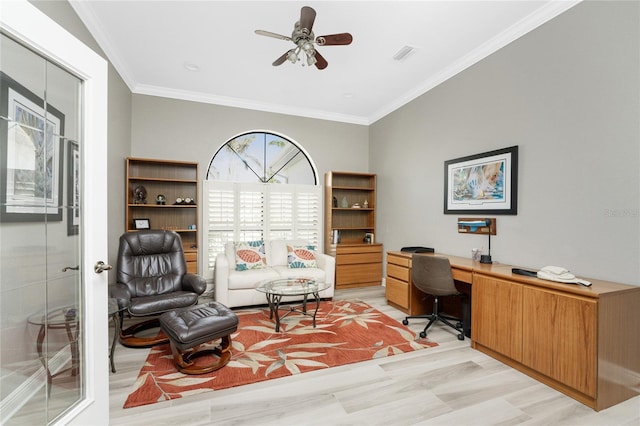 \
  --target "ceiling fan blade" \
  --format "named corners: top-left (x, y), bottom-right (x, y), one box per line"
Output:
top-left (272, 51), bottom-right (289, 66)
top-left (316, 33), bottom-right (353, 46)
top-left (299, 6), bottom-right (316, 33)
top-left (314, 49), bottom-right (328, 70)
top-left (255, 30), bottom-right (292, 42)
